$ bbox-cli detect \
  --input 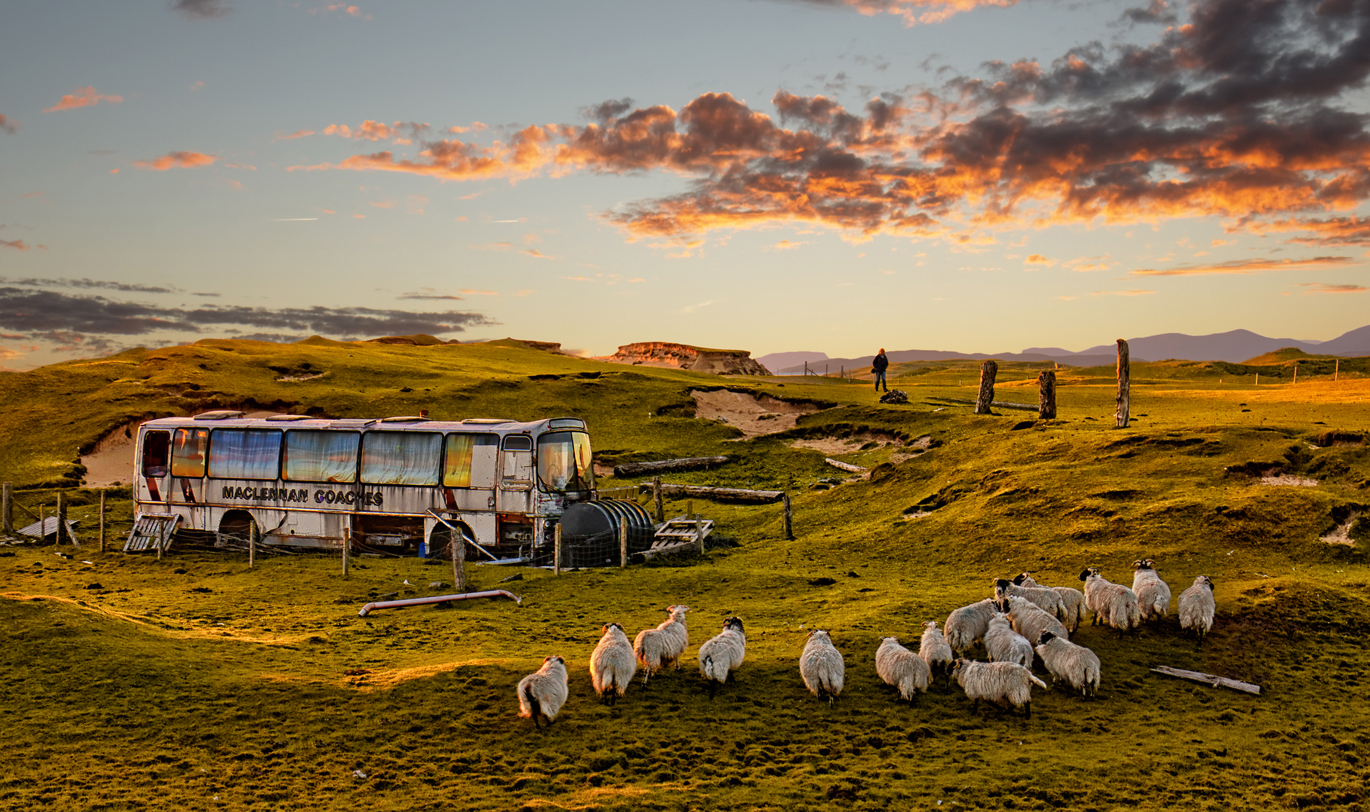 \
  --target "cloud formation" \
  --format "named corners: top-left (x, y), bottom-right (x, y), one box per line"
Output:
top-left (131, 151), bottom-right (218, 171)
top-left (173, 0), bottom-right (231, 19)
top-left (1132, 256), bottom-right (1357, 276)
top-left (779, 0), bottom-right (1020, 25)
top-left (1297, 283), bottom-right (1366, 294)
top-left (43, 87), bottom-right (124, 113)
top-left (0, 276), bottom-right (178, 293)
